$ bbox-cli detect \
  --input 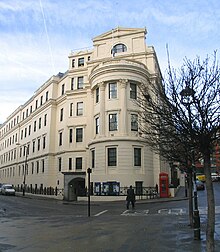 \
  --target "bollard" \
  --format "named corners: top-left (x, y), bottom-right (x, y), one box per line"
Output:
top-left (193, 210), bottom-right (201, 240)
